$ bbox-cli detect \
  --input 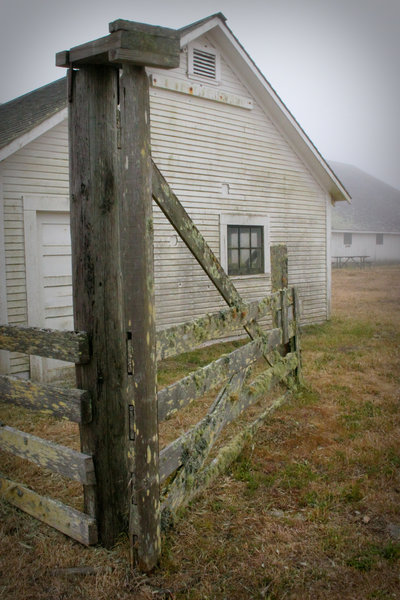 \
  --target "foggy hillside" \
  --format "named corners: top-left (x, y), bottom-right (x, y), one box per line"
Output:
top-left (330, 161), bottom-right (400, 232)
